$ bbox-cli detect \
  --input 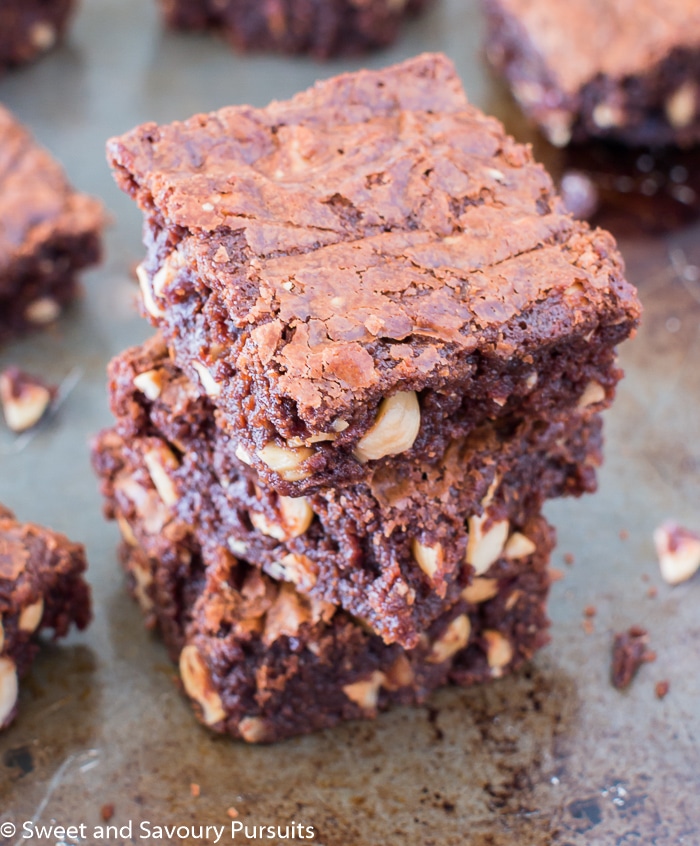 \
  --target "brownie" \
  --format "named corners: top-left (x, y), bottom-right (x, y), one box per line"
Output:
top-left (119, 514), bottom-right (553, 742)
top-left (0, 0), bottom-right (74, 73)
top-left (92, 334), bottom-right (601, 647)
top-left (106, 54), bottom-right (640, 496)
top-left (483, 0), bottom-right (700, 147)
top-left (0, 105), bottom-right (104, 343)
top-left (157, 0), bottom-right (433, 59)
top-left (0, 505), bottom-right (91, 730)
